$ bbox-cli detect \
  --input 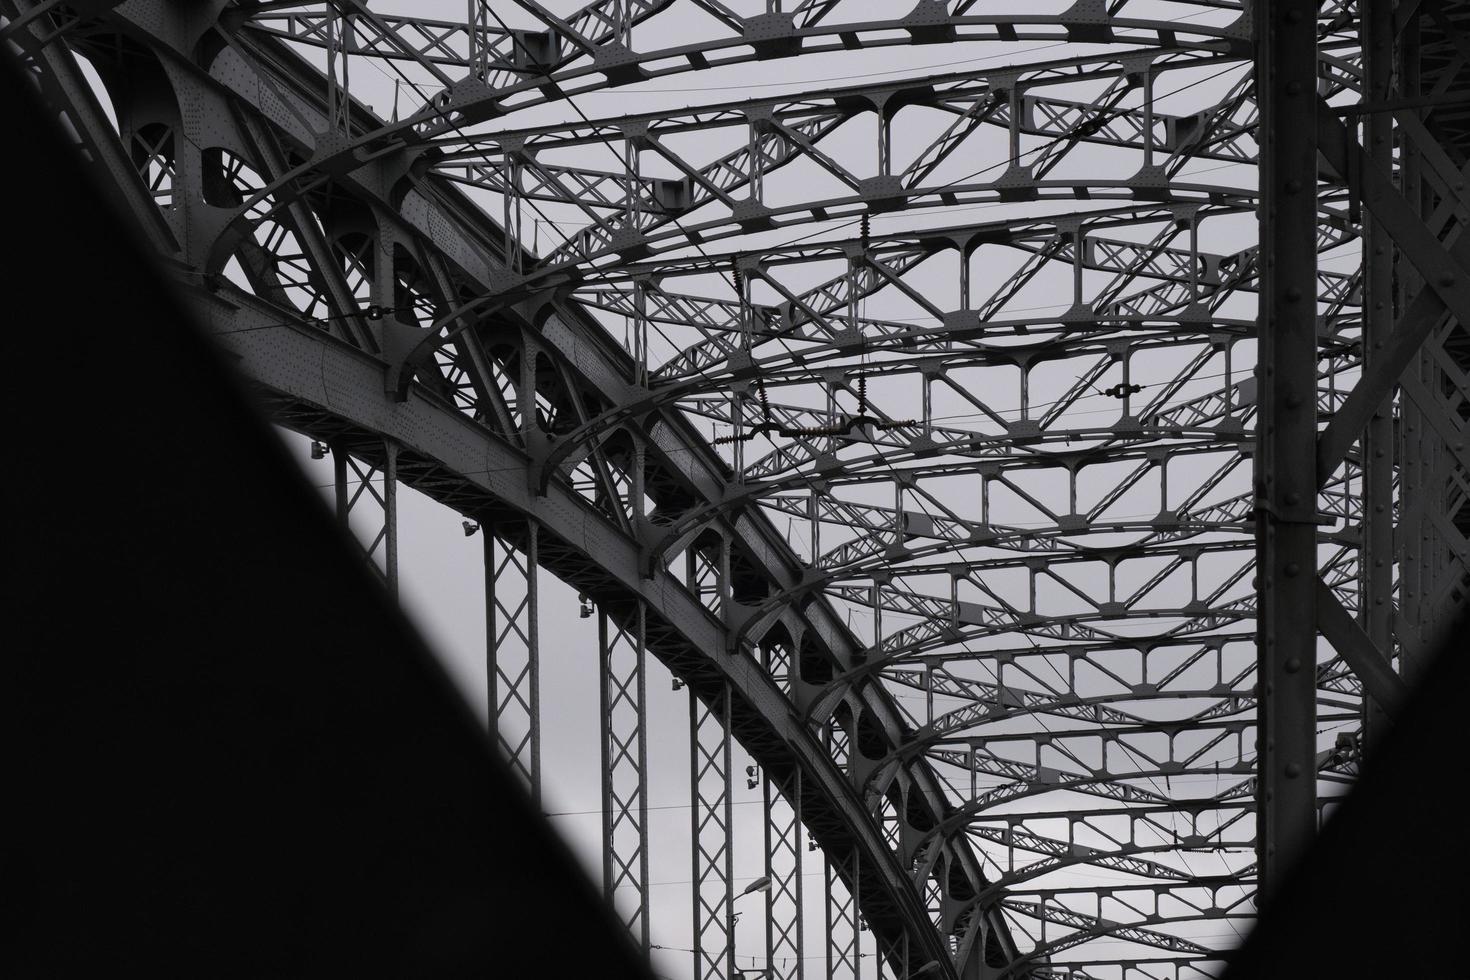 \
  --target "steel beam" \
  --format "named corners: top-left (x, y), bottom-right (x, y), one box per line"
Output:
top-left (1359, 0), bottom-right (1397, 748)
top-left (329, 439), bottom-right (399, 594)
top-left (601, 602), bottom-right (651, 948)
top-left (1252, 0), bottom-right (1321, 901)
top-left (691, 683), bottom-right (735, 980)
top-left (485, 521), bottom-right (541, 801)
